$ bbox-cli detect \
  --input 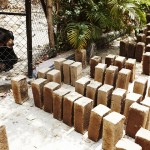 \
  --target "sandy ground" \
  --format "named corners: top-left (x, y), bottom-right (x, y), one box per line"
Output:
top-left (0, 37), bottom-right (150, 150)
